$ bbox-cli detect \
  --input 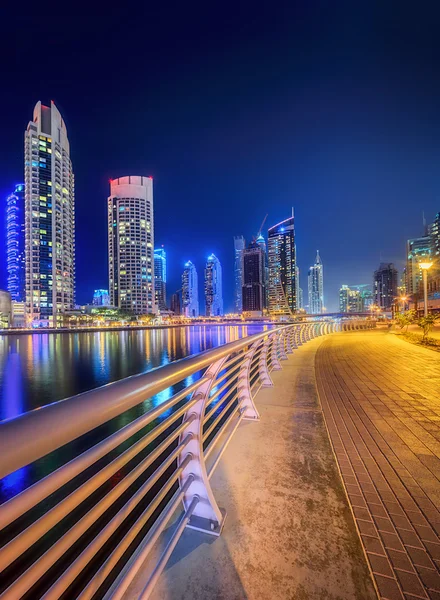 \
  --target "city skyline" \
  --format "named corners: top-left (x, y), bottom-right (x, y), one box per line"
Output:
top-left (3, 8), bottom-right (440, 312)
